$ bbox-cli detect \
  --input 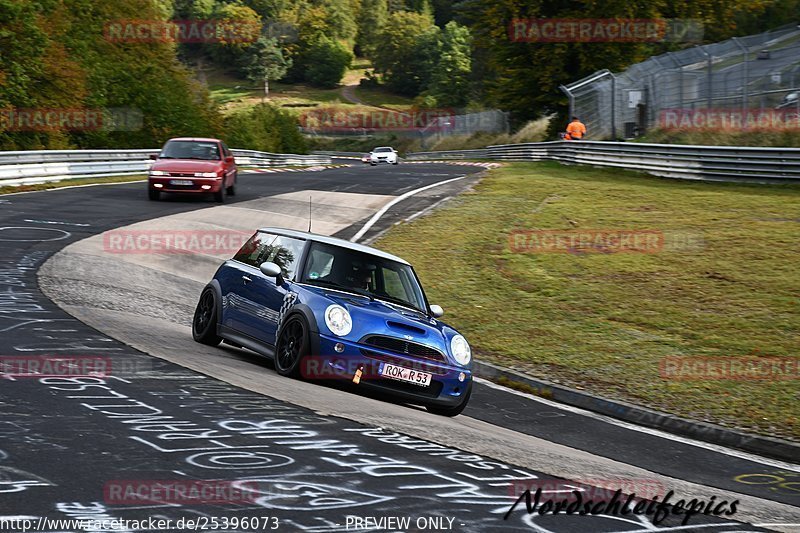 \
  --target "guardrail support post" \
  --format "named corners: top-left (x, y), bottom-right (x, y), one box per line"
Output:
top-left (610, 74), bottom-right (618, 140)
